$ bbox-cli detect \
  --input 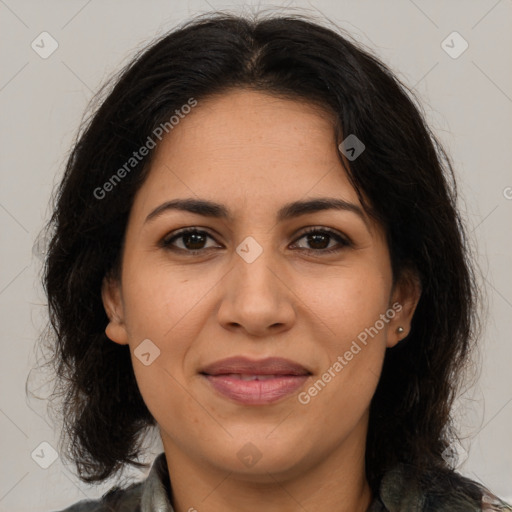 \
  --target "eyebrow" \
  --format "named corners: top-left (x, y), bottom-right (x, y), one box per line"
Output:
top-left (145, 197), bottom-right (368, 226)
